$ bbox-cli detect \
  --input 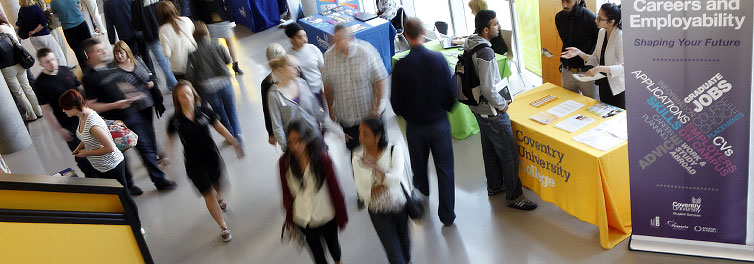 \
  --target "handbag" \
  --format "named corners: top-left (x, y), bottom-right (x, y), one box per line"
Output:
top-left (106, 120), bottom-right (138, 151)
top-left (390, 146), bottom-right (424, 220)
top-left (12, 41), bottom-right (35, 69)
